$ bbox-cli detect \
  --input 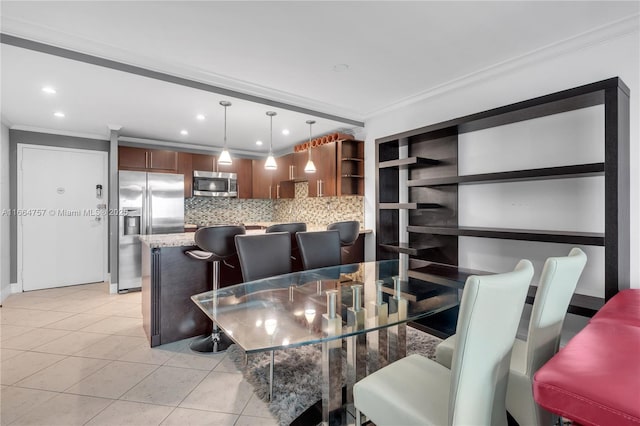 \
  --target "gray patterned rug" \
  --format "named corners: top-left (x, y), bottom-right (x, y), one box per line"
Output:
top-left (227, 327), bottom-right (442, 426)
